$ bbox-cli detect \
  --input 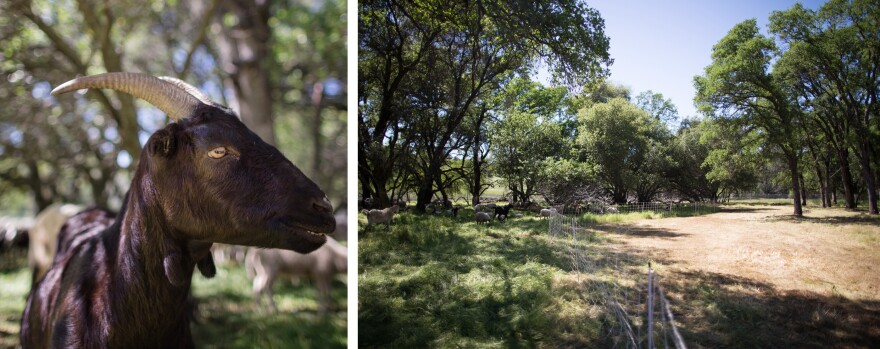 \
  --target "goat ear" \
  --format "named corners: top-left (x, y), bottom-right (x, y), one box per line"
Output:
top-left (161, 236), bottom-right (190, 287)
top-left (196, 255), bottom-right (216, 278)
top-left (148, 130), bottom-right (177, 158)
